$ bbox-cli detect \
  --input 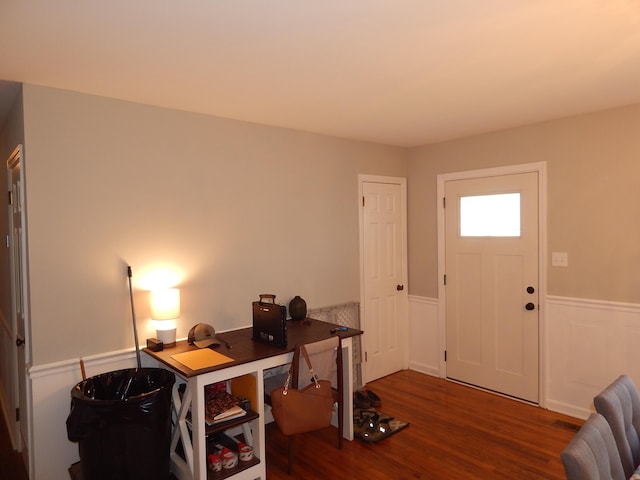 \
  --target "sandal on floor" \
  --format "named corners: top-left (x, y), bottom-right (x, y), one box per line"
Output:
top-left (353, 408), bottom-right (378, 429)
top-left (358, 413), bottom-right (387, 443)
top-left (365, 388), bottom-right (381, 407)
